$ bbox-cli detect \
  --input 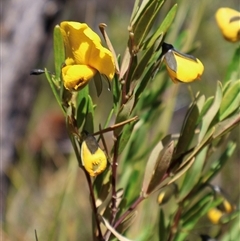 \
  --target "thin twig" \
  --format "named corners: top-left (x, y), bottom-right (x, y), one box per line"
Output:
top-left (83, 169), bottom-right (104, 241)
top-left (93, 116), bottom-right (138, 136)
top-left (113, 195), bottom-right (145, 229)
top-left (111, 138), bottom-right (120, 220)
top-left (98, 124), bottom-right (109, 157)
